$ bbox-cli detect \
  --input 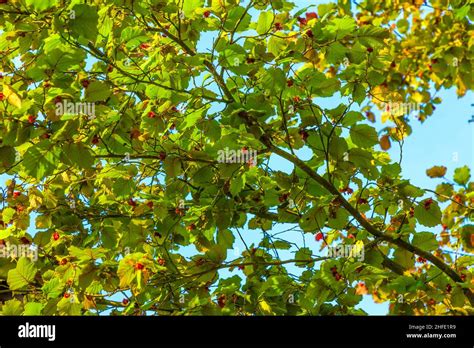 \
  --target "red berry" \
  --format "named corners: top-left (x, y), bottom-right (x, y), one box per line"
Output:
top-left (187, 223), bottom-right (196, 231)
top-left (428, 298), bottom-right (436, 306)
top-left (278, 193), bottom-right (289, 202)
top-left (147, 201), bottom-right (153, 209)
top-left (293, 96), bottom-right (301, 103)
top-left (54, 96), bottom-right (62, 104)
top-left (53, 232), bottom-right (60, 241)
top-left (334, 273), bottom-right (342, 281)
top-left (238, 265), bottom-right (245, 270)
top-left (299, 129), bottom-right (309, 141)
top-left (157, 258), bottom-right (166, 266)
top-left (203, 10), bottom-right (211, 18)
top-left (306, 12), bottom-right (318, 20)
top-left (424, 198), bottom-right (434, 210)
top-left (159, 152), bottom-right (166, 160)
top-left (91, 135), bottom-right (100, 144)
top-left (305, 29), bottom-right (313, 38)
top-left (171, 106), bottom-right (179, 113)
top-left (446, 284), bottom-right (452, 293)
top-left (20, 237), bottom-right (30, 244)
top-left (28, 115), bottom-right (36, 124)
top-left (340, 187), bottom-right (353, 195)
top-left (148, 111), bottom-right (156, 118)
top-left (13, 191), bottom-right (21, 198)
top-left (287, 80), bottom-right (294, 87)
top-left (60, 258), bottom-right (67, 265)
top-left (460, 274), bottom-right (466, 281)
top-left (315, 232), bottom-right (324, 242)
top-left (0, 92), bottom-right (4, 101)
top-left (367, 47), bottom-right (373, 53)
top-left (140, 43), bottom-right (150, 49)
top-left (297, 17), bottom-right (307, 26)
top-left (246, 57), bottom-right (255, 64)
top-left (391, 61), bottom-right (396, 68)
top-left (135, 262), bottom-right (144, 270)
top-left (274, 23), bottom-right (283, 31)
top-left (122, 298), bottom-right (129, 305)
top-left (81, 79), bottom-right (90, 88)
top-left (417, 256), bottom-right (427, 263)
top-left (347, 234), bottom-right (355, 239)
top-left (64, 292), bottom-right (70, 299)
top-left (217, 294), bottom-right (226, 308)
top-left (107, 65), bottom-right (113, 72)
top-left (128, 198), bottom-right (137, 207)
